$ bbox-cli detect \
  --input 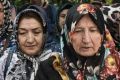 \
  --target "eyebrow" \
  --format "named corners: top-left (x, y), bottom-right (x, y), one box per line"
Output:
top-left (32, 27), bottom-right (42, 31)
top-left (75, 26), bottom-right (97, 29)
top-left (74, 27), bottom-right (84, 30)
top-left (18, 27), bottom-right (42, 31)
top-left (60, 13), bottom-right (66, 16)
